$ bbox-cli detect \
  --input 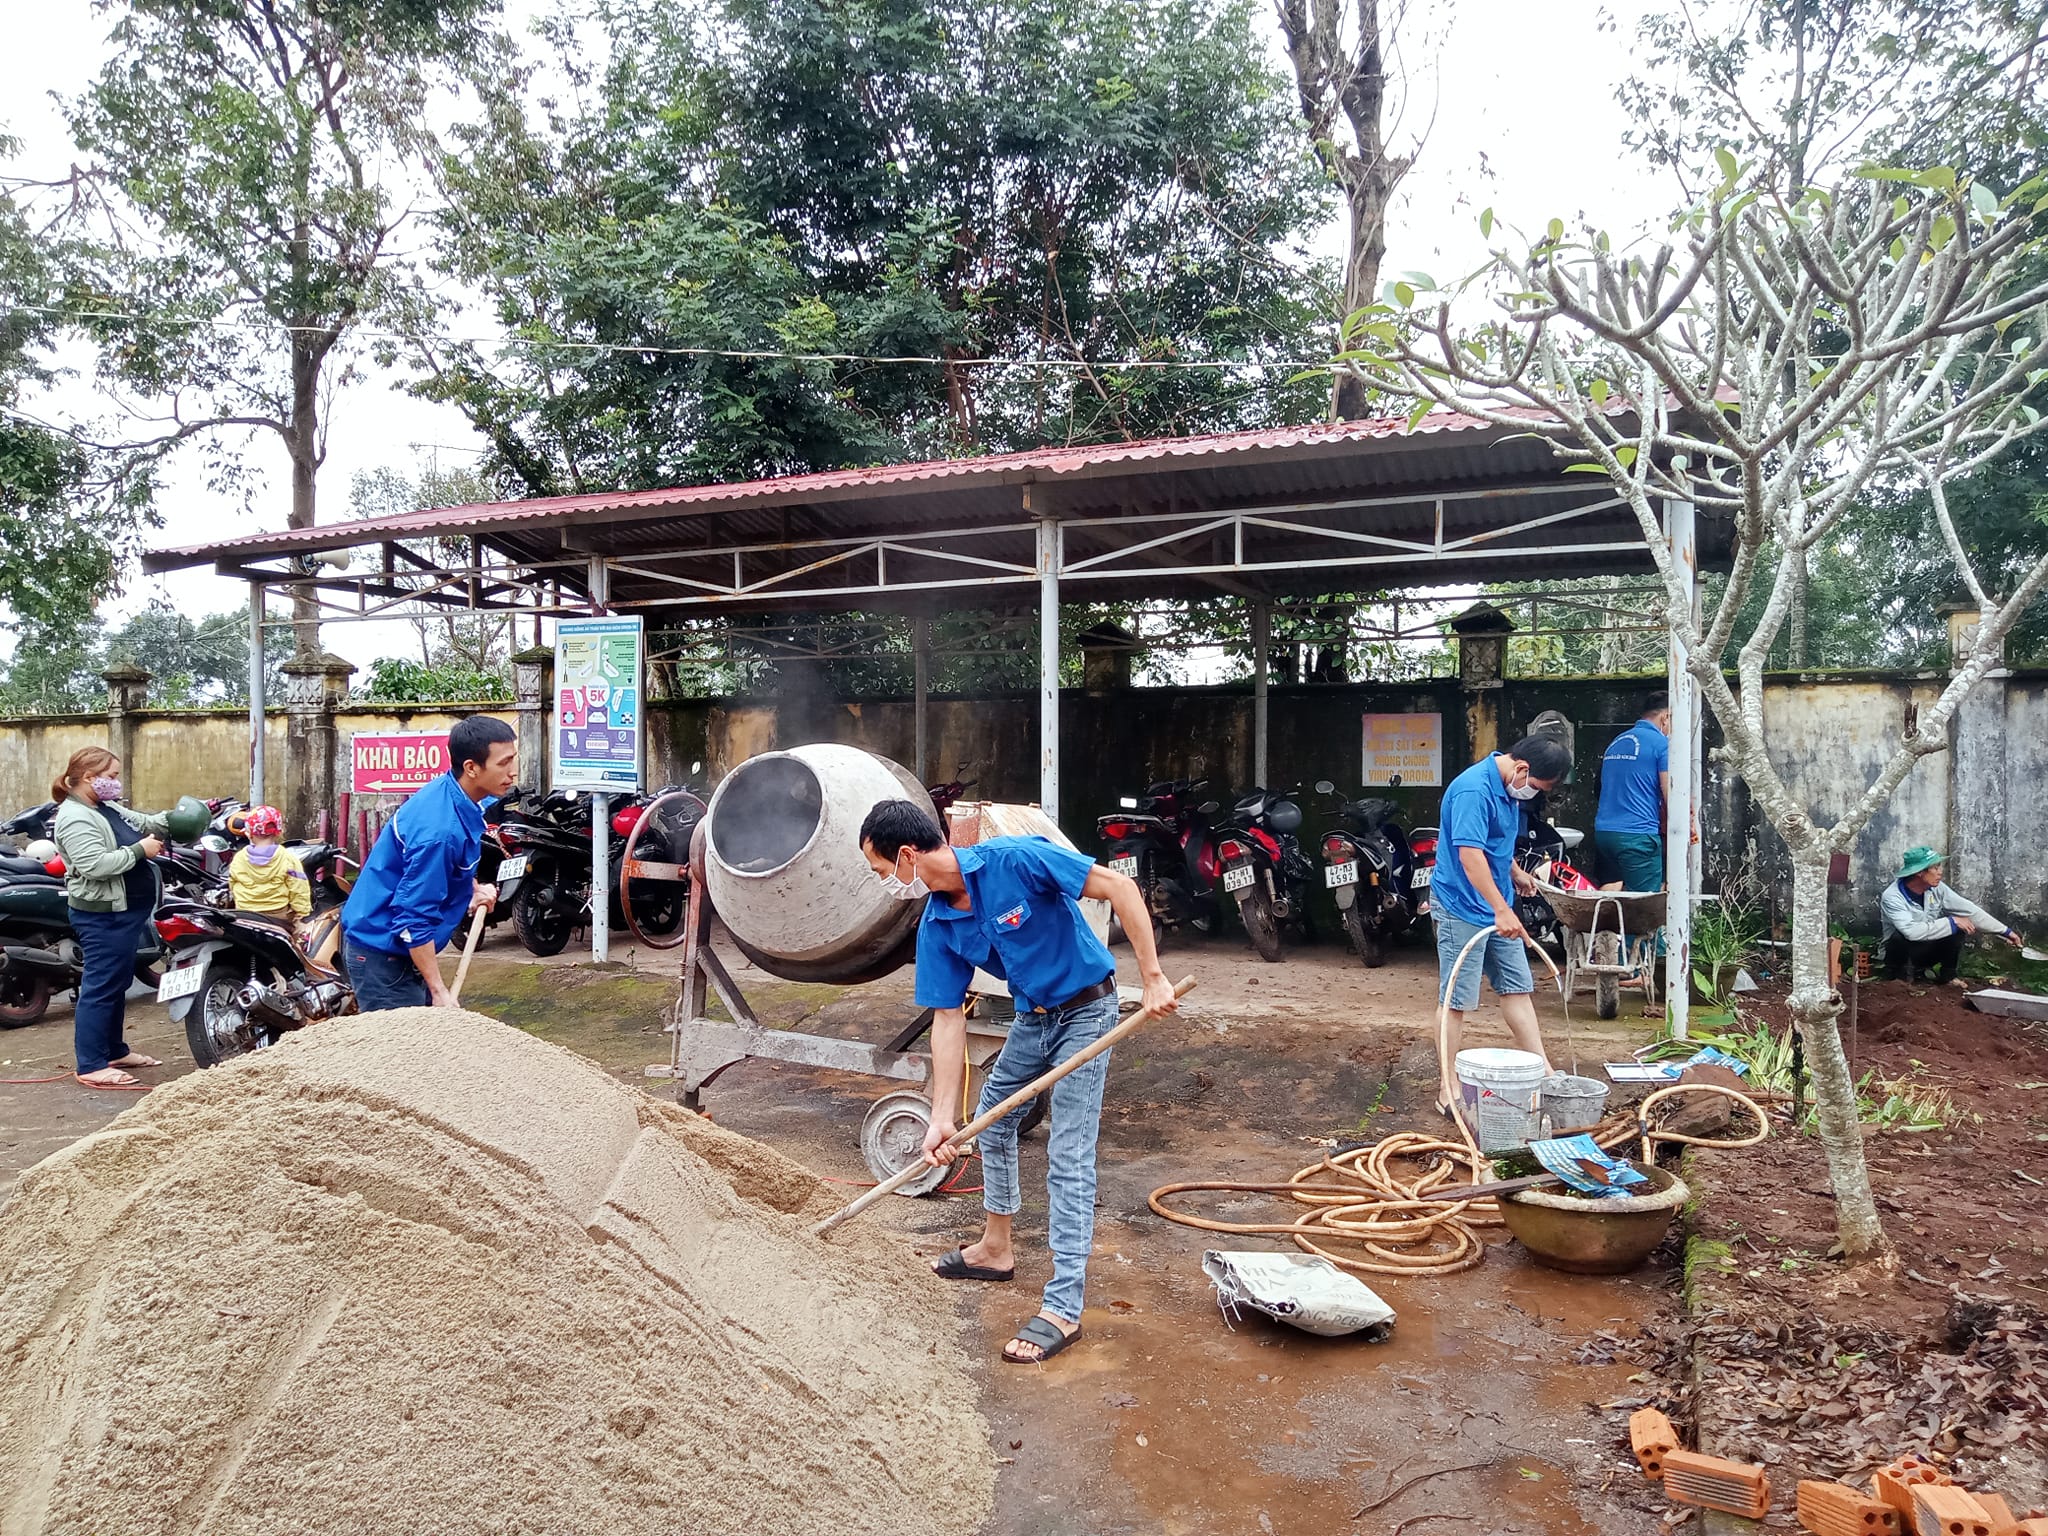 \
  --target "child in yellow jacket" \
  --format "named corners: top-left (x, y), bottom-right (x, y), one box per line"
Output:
top-left (227, 806), bottom-right (311, 926)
